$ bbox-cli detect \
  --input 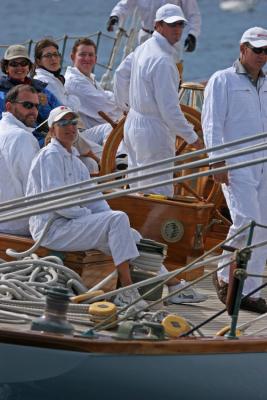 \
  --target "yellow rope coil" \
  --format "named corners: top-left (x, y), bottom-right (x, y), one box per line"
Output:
top-left (215, 326), bottom-right (242, 337)
top-left (89, 301), bottom-right (117, 317)
top-left (162, 314), bottom-right (191, 338)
